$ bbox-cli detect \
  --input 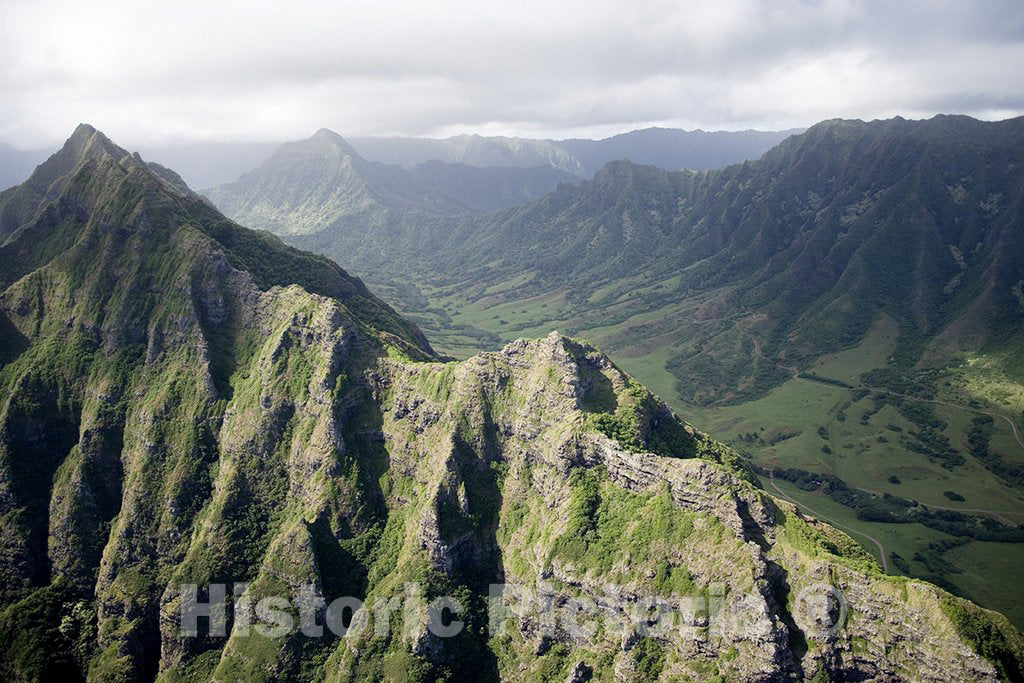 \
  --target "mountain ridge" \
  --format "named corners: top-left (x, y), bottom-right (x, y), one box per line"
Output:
top-left (275, 114), bottom-right (1024, 402)
top-left (2, 125), bottom-right (1023, 681)
top-left (350, 126), bottom-right (801, 176)
top-left (230, 114), bottom-right (1024, 630)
